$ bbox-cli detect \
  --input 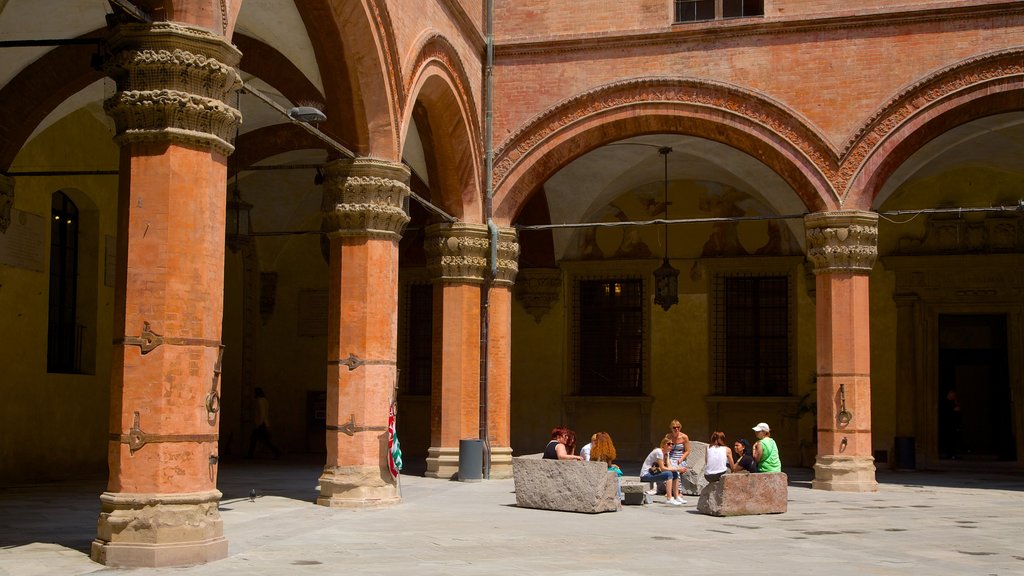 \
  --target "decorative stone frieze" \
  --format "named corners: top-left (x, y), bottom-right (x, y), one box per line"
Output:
top-left (425, 222), bottom-right (489, 283)
top-left (0, 174), bottom-right (13, 234)
top-left (514, 268), bottom-right (561, 322)
top-left (493, 226), bottom-right (520, 286)
top-left (804, 210), bottom-right (878, 274)
top-left (100, 22), bottom-right (242, 156)
top-left (321, 158), bottom-right (411, 240)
